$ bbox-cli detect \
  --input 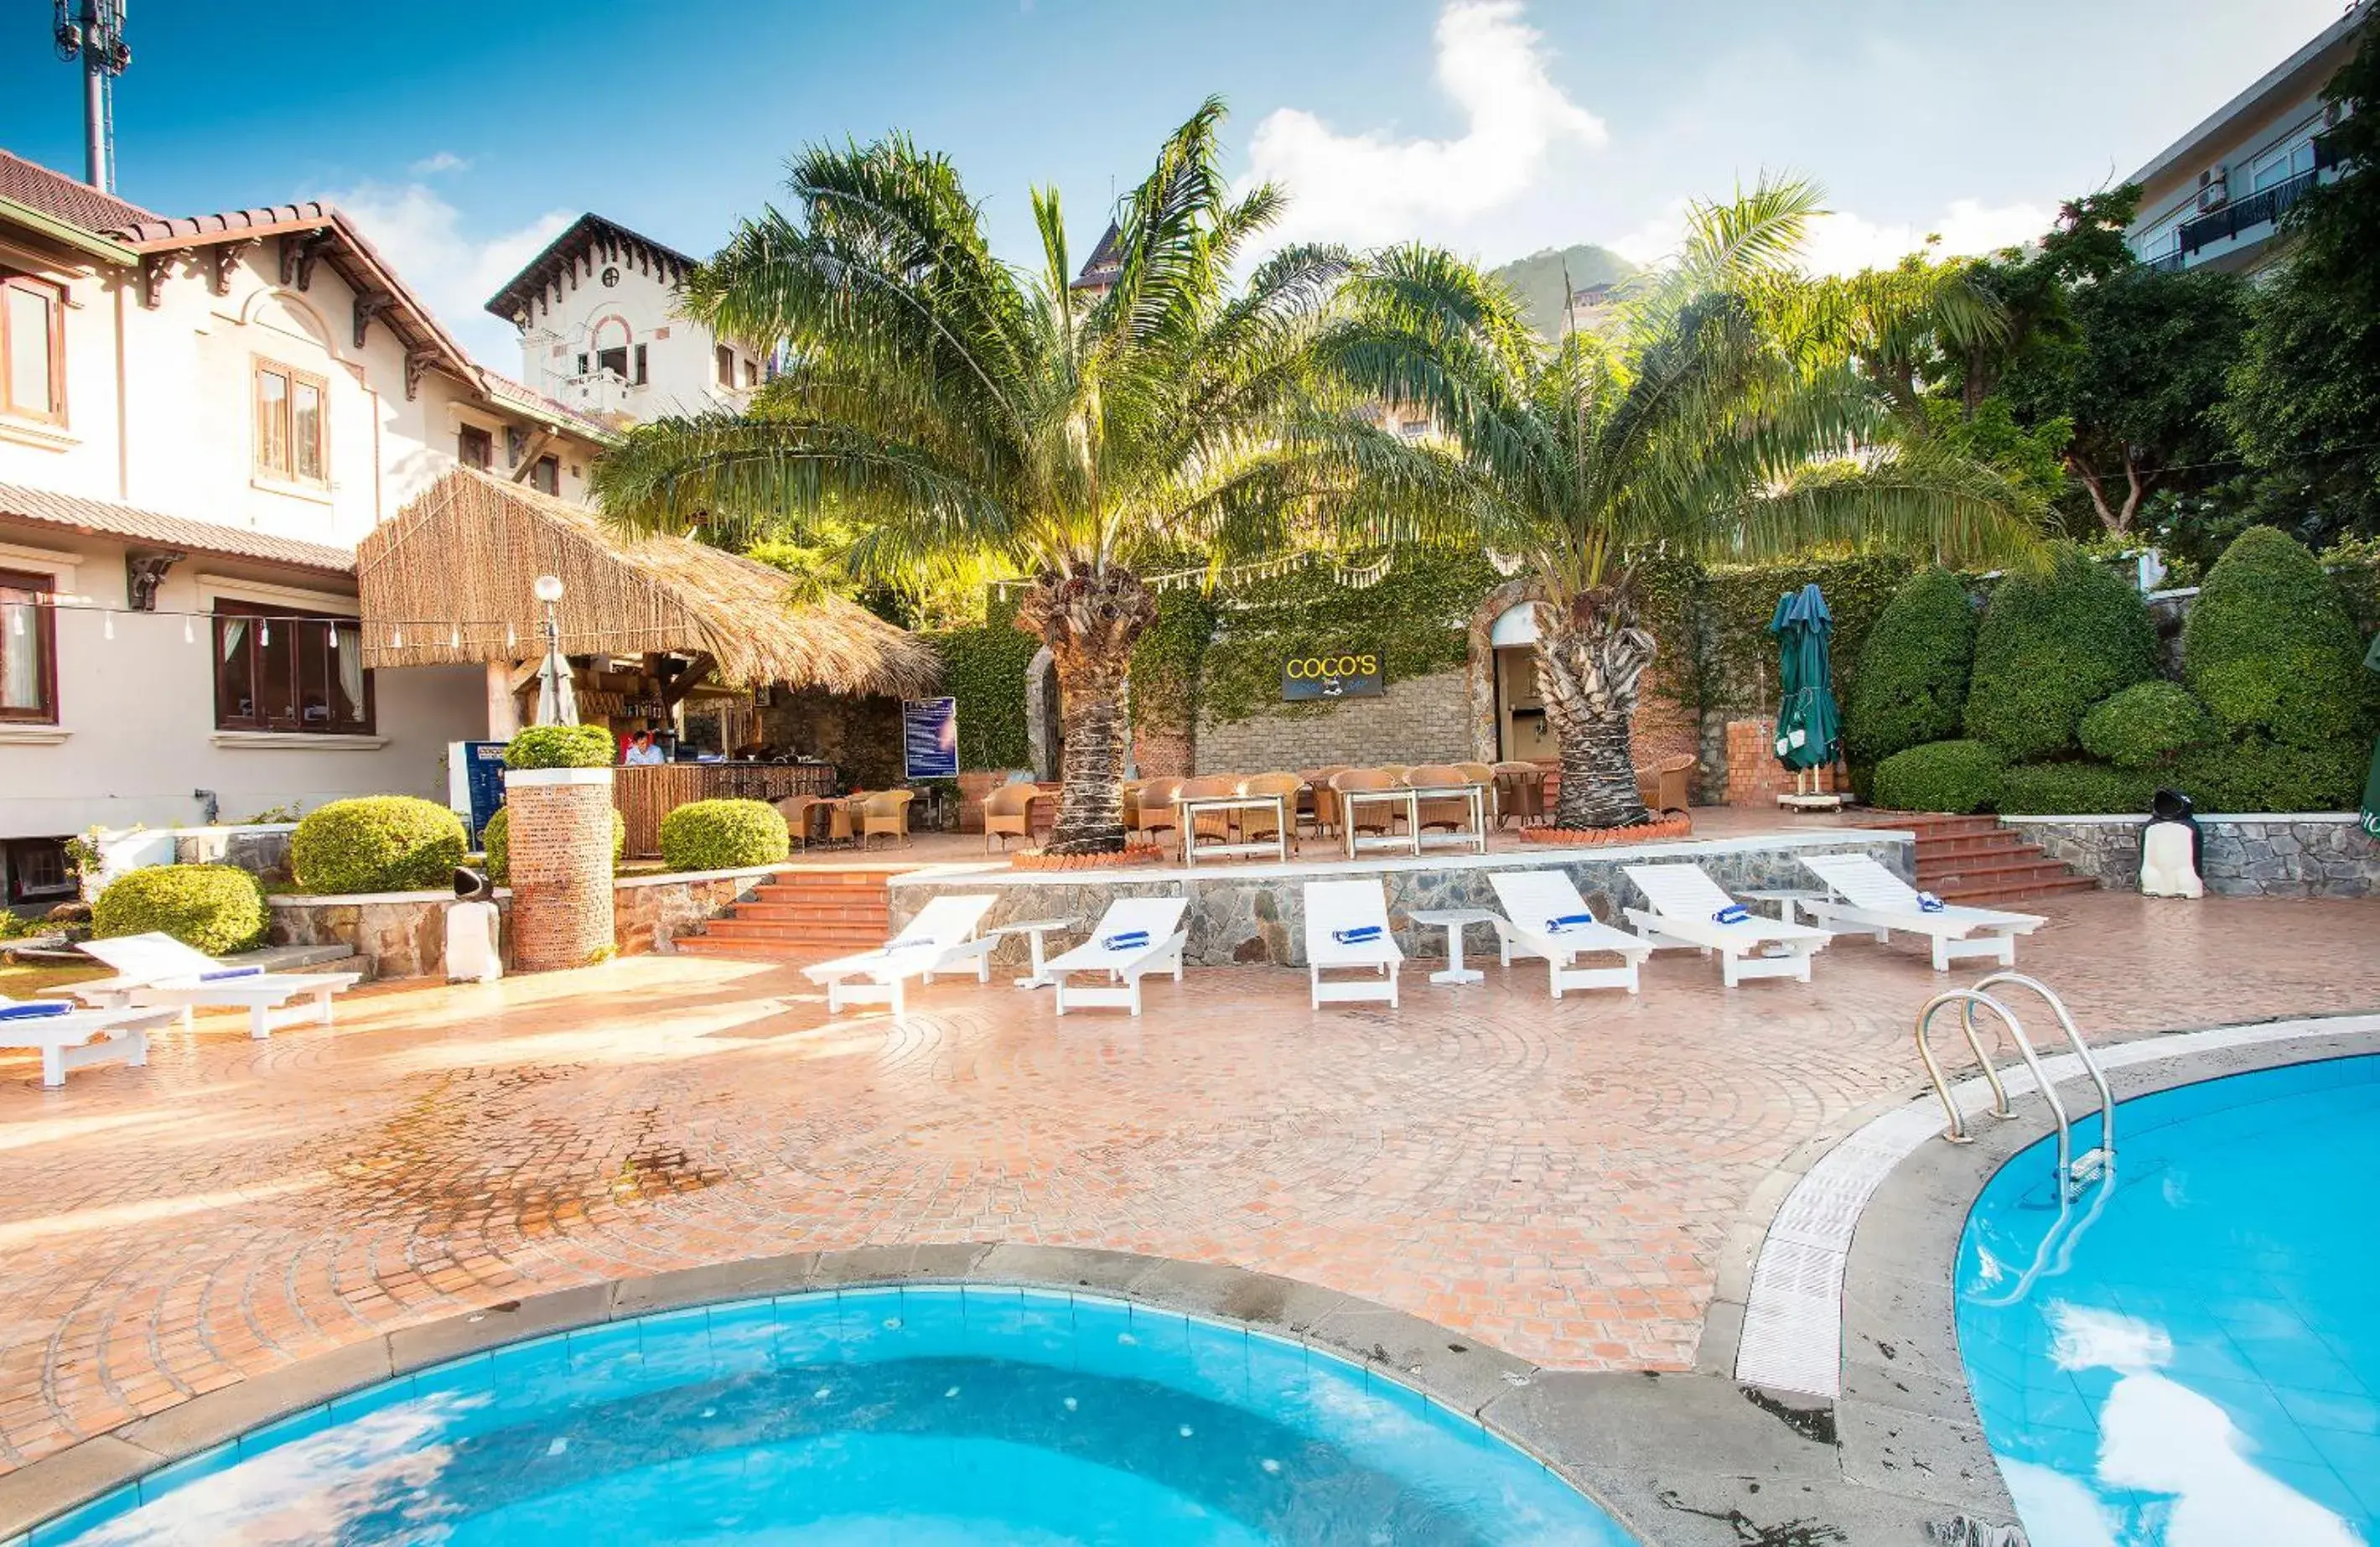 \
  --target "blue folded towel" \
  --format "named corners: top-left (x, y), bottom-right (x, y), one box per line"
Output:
top-left (1102, 931), bottom-right (1151, 951)
top-left (0, 1002), bottom-right (72, 1022)
top-left (1332, 925), bottom-right (1383, 945)
top-left (1544, 912), bottom-right (1593, 933)
top-left (199, 966), bottom-right (263, 982)
top-left (1916, 891), bottom-right (1947, 913)
top-left (1714, 904), bottom-right (1751, 925)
